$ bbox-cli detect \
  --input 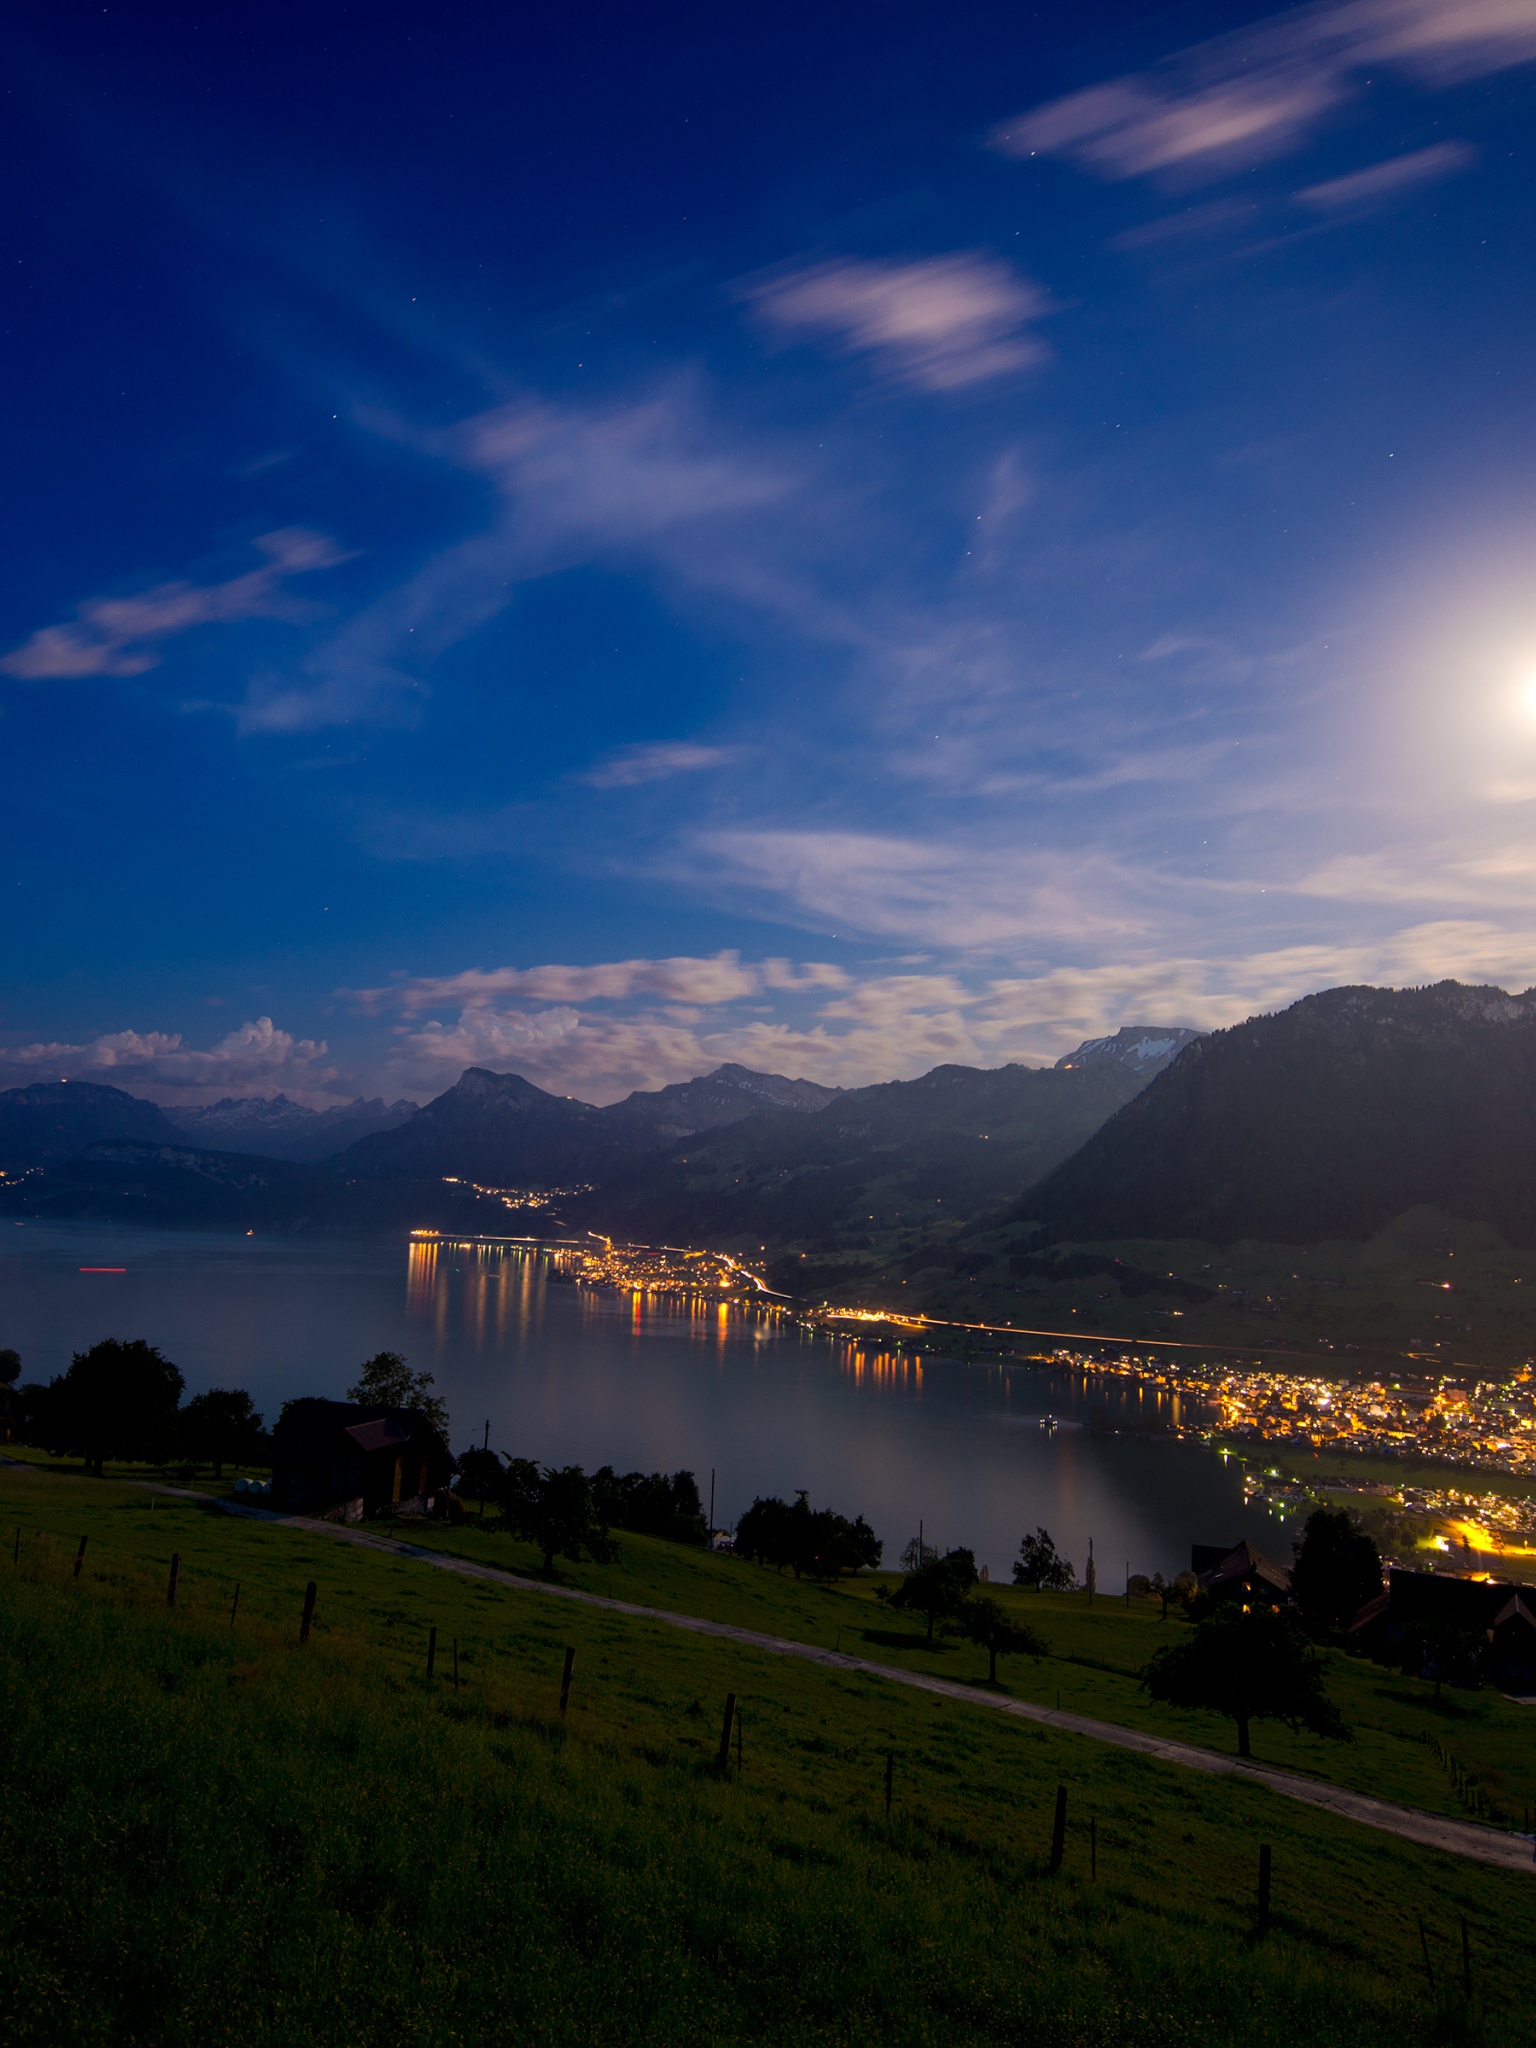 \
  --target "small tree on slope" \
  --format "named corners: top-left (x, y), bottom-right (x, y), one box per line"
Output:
top-left (1143, 1603), bottom-right (1350, 1760)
